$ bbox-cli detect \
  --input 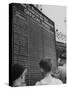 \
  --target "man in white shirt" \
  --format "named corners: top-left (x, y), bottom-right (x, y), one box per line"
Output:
top-left (58, 63), bottom-right (66, 83)
top-left (35, 58), bottom-right (63, 85)
top-left (53, 54), bottom-right (66, 83)
top-left (57, 55), bottom-right (66, 83)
